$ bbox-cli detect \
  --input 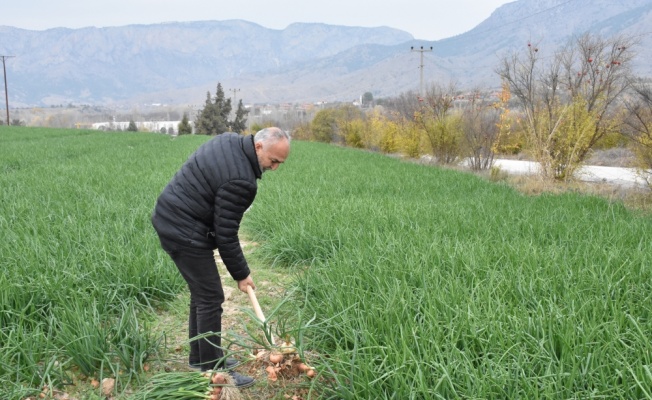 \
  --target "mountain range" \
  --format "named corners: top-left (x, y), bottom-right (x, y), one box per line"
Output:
top-left (1, 0), bottom-right (651, 107)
